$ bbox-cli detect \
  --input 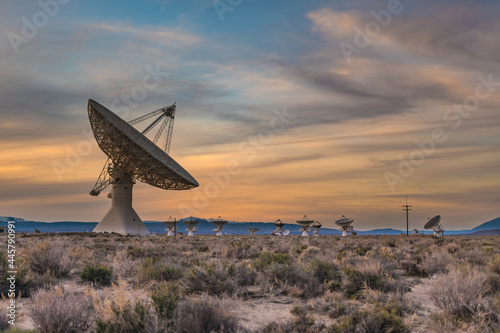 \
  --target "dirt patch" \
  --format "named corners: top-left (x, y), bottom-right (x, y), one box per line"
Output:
top-left (407, 277), bottom-right (438, 333)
